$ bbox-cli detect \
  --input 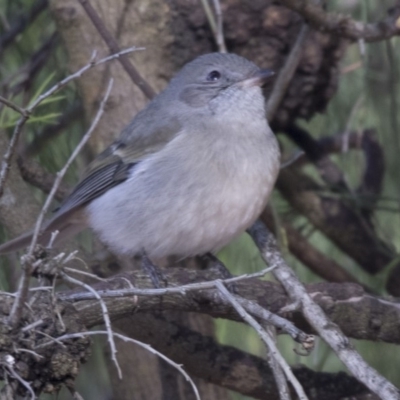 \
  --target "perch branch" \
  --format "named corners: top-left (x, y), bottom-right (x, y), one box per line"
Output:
top-left (248, 220), bottom-right (400, 400)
